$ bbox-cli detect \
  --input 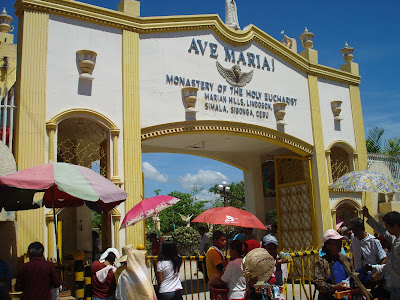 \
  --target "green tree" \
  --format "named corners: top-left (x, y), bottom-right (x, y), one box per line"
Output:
top-left (209, 181), bottom-right (246, 209)
top-left (265, 209), bottom-right (277, 225)
top-left (92, 211), bottom-right (102, 231)
top-left (366, 127), bottom-right (385, 153)
top-left (156, 188), bottom-right (208, 233)
top-left (384, 138), bottom-right (400, 156)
